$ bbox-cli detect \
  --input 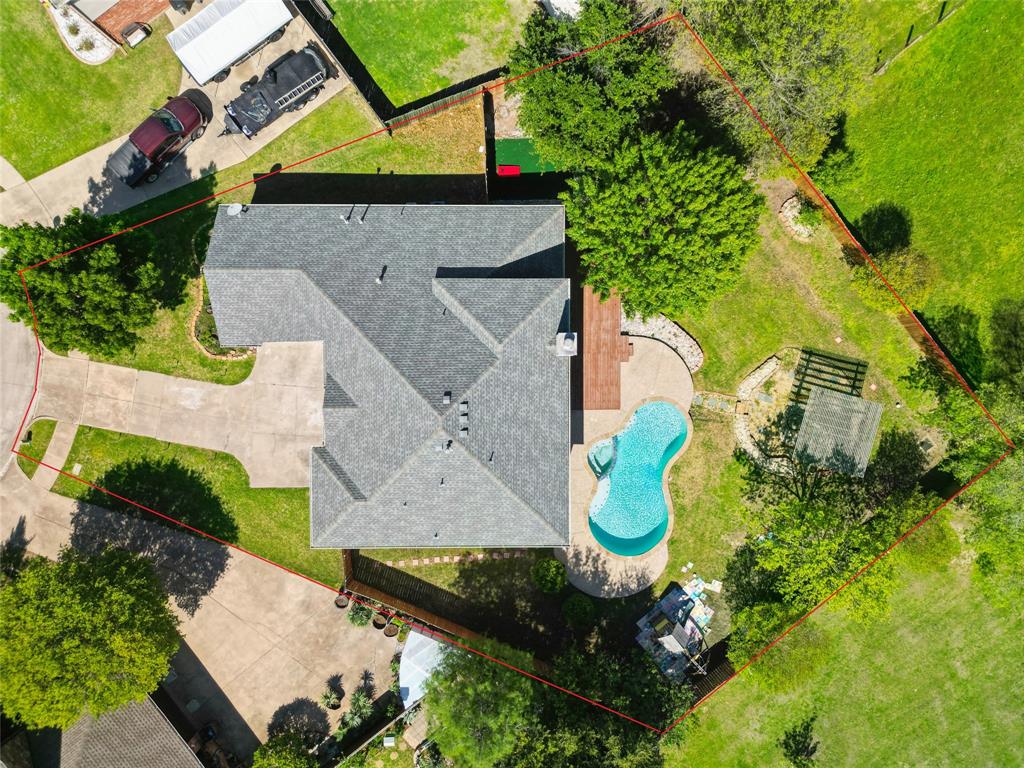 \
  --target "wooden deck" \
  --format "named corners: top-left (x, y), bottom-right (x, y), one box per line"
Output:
top-left (582, 286), bottom-right (631, 410)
